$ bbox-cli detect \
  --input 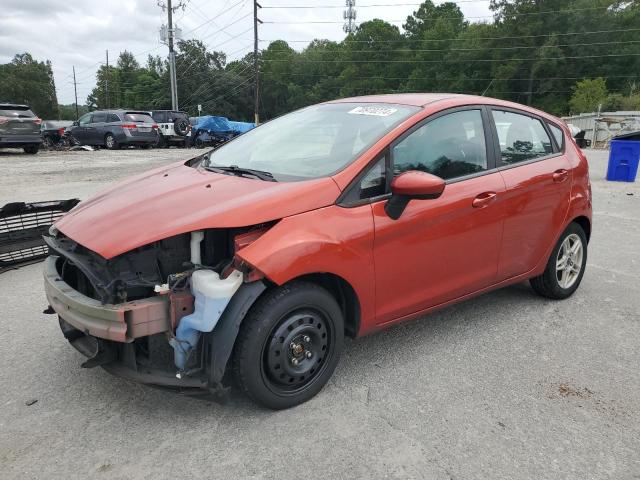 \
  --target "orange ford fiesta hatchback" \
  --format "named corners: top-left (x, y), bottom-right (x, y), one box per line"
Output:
top-left (44, 94), bottom-right (591, 409)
